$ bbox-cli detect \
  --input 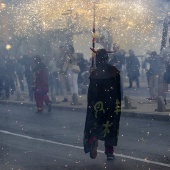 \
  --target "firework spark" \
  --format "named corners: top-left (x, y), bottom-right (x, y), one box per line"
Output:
top-left (0, 0), bottom-right (167, 54)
